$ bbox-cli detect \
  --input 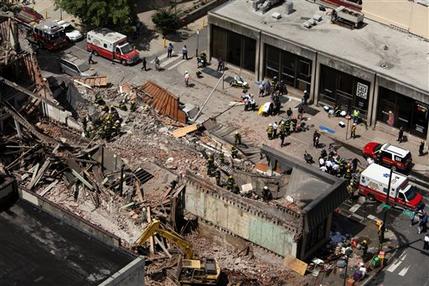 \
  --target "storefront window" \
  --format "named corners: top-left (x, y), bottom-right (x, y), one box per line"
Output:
top-left (319, 65), bottom-right (370, 117)
top-left (211, 25), bottom-right (256, 72)
top-left (377, 87), bottom-right (428, 138)
top-left (264, 44), bottom-right (312, 91)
